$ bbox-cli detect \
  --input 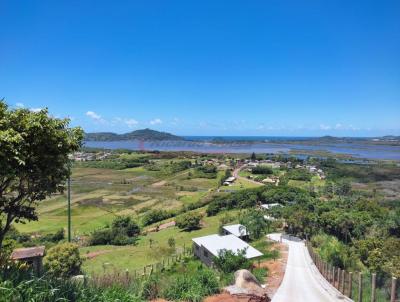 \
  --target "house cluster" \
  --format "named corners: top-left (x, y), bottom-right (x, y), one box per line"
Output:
top-left (192, 224), bottom-right (263, 266)
top-left (295, 164), bottom-right (325, 179)
top-left (71, 151), bottom-right (112, 162)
